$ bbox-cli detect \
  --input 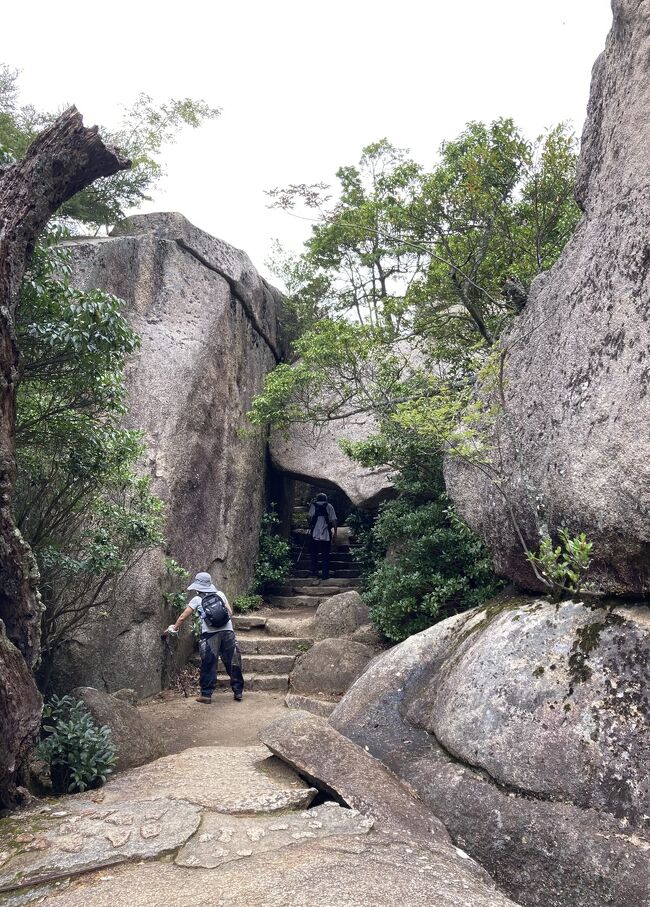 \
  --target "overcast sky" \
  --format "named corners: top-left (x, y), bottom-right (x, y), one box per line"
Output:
top-left (3, 1), bottom-right (613, 281)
